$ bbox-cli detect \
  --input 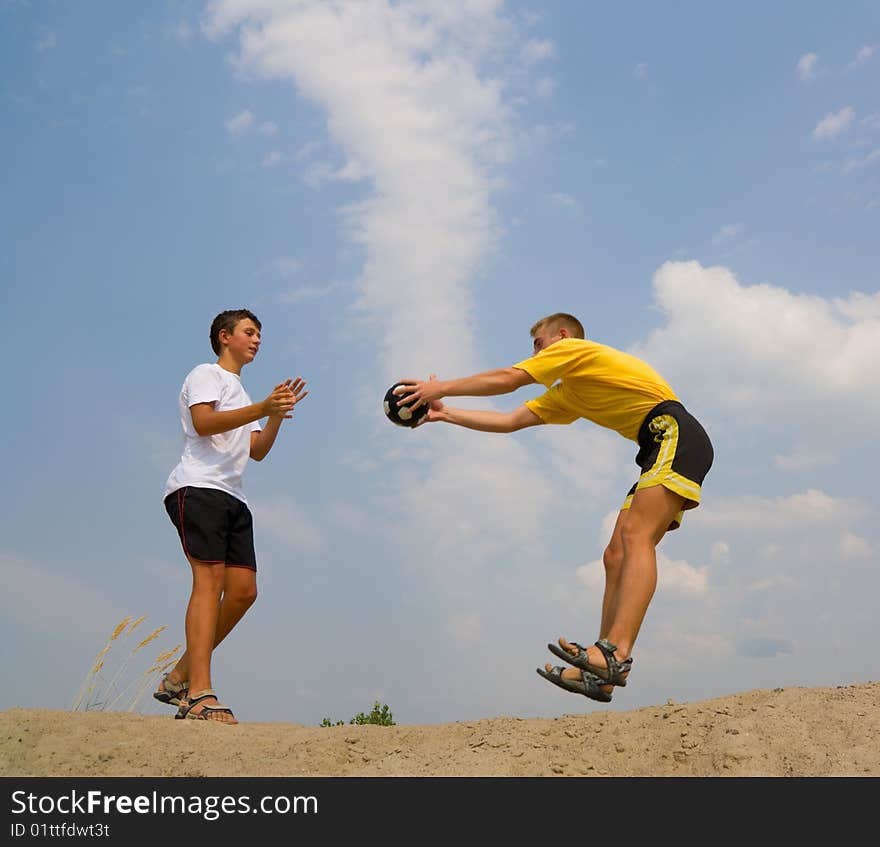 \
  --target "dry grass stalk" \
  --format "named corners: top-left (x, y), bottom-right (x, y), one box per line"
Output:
top-left (125, 615), bottom-right (147, 636)
top-left (134, 626), bottom-right (166, 652)
top-left (71, 617), bottom-right (132, 710)
top-left (126, 648), bottom-right (183, 712)
top-left (72, 617), bottom-right (180, 713)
